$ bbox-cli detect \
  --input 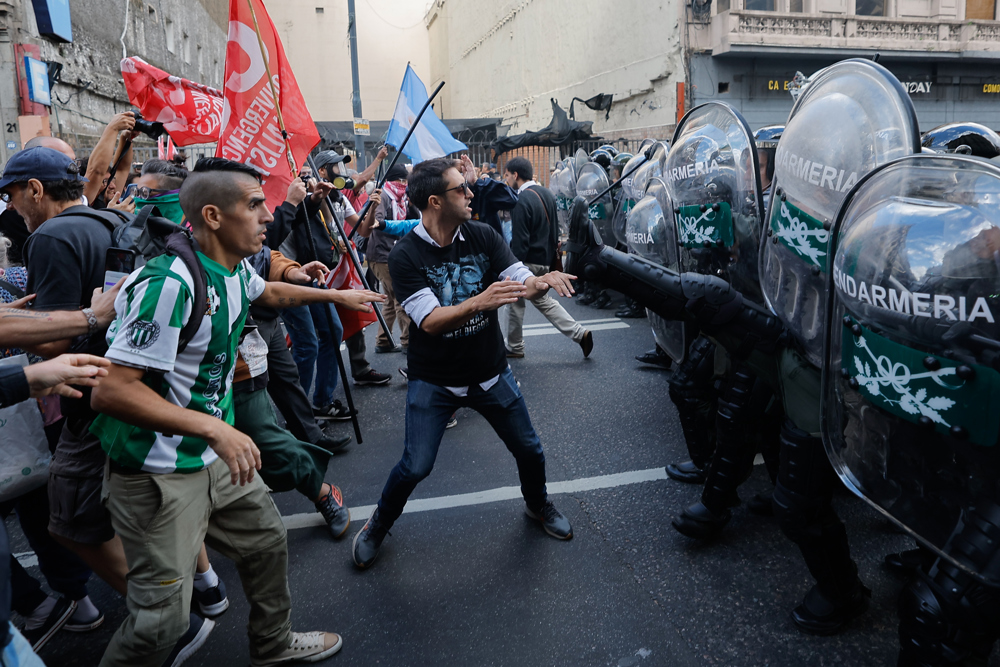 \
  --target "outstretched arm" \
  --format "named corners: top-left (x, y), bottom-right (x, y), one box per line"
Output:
top-left (254, 281), bottom-right (385, 312)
